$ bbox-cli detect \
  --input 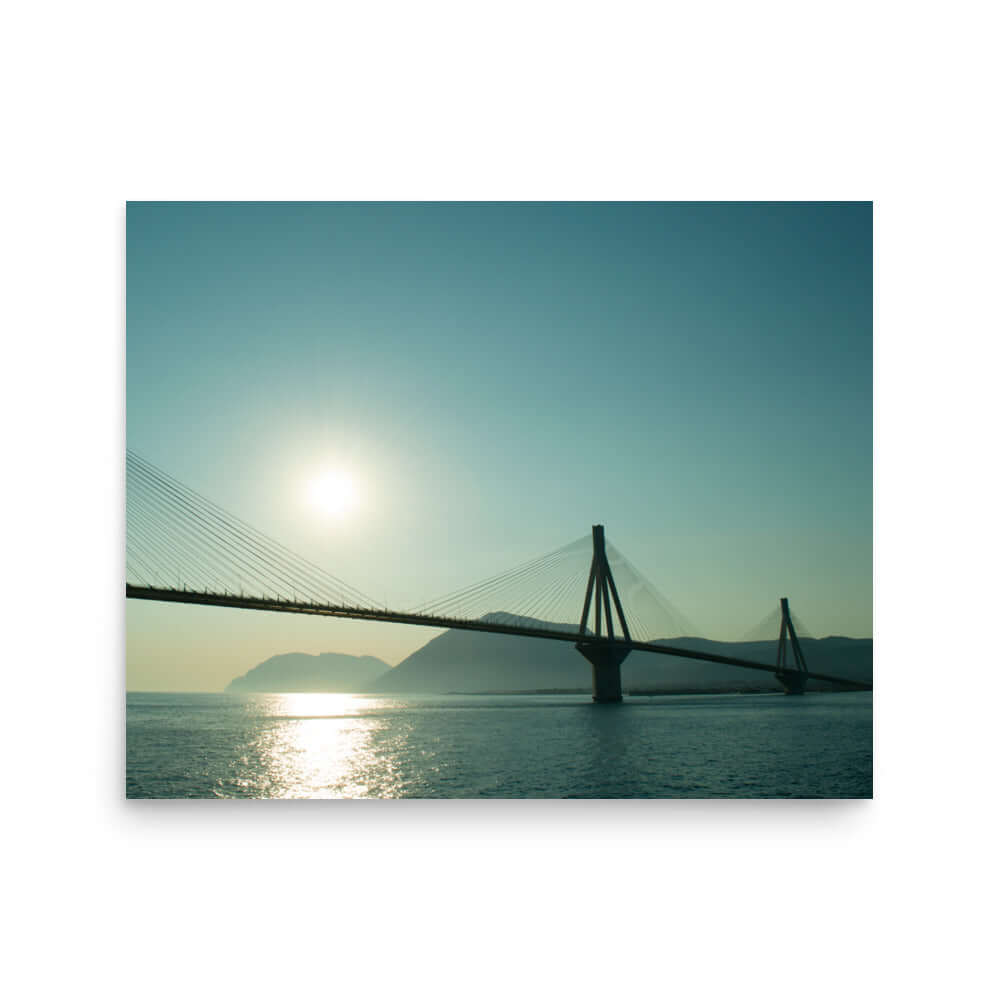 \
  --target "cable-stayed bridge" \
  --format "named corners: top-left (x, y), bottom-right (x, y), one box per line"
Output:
top-left (126, 450), bottom-right (870, 701)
